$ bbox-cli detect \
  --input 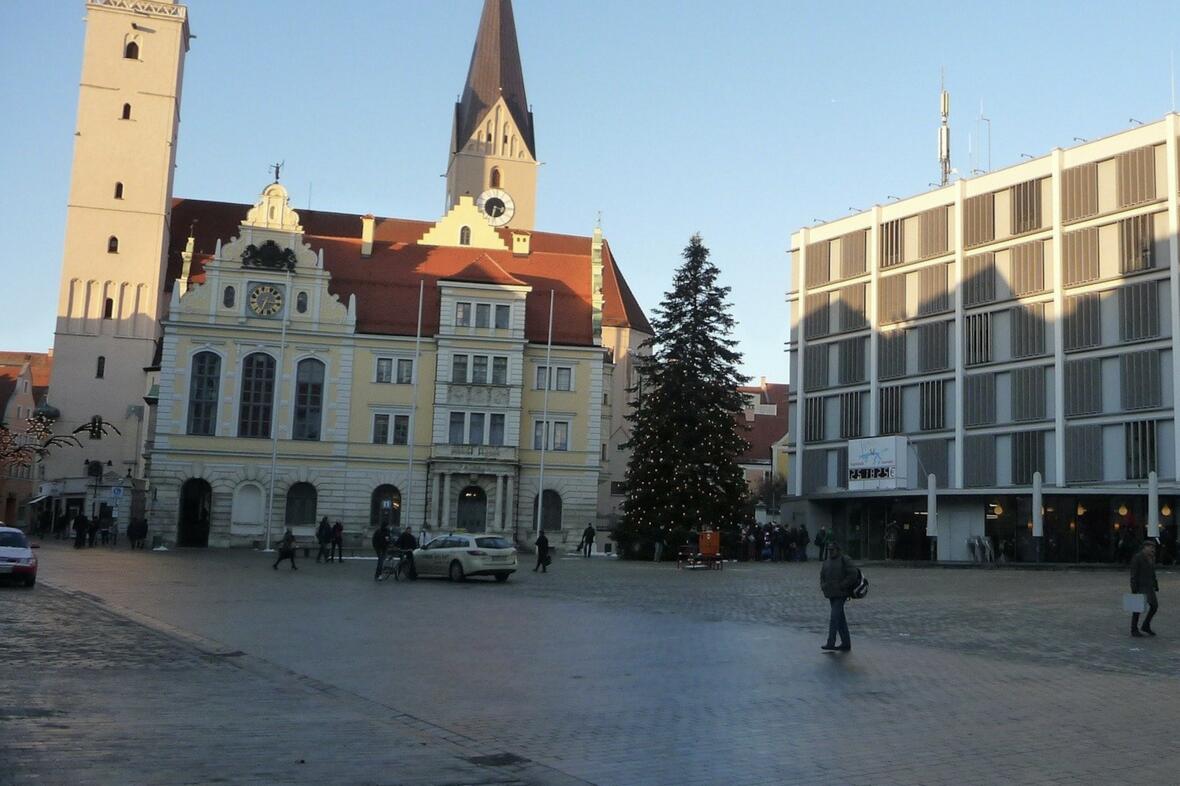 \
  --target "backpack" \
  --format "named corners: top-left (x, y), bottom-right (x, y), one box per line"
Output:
top-left (849, 569), bottom-right (869, 600)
